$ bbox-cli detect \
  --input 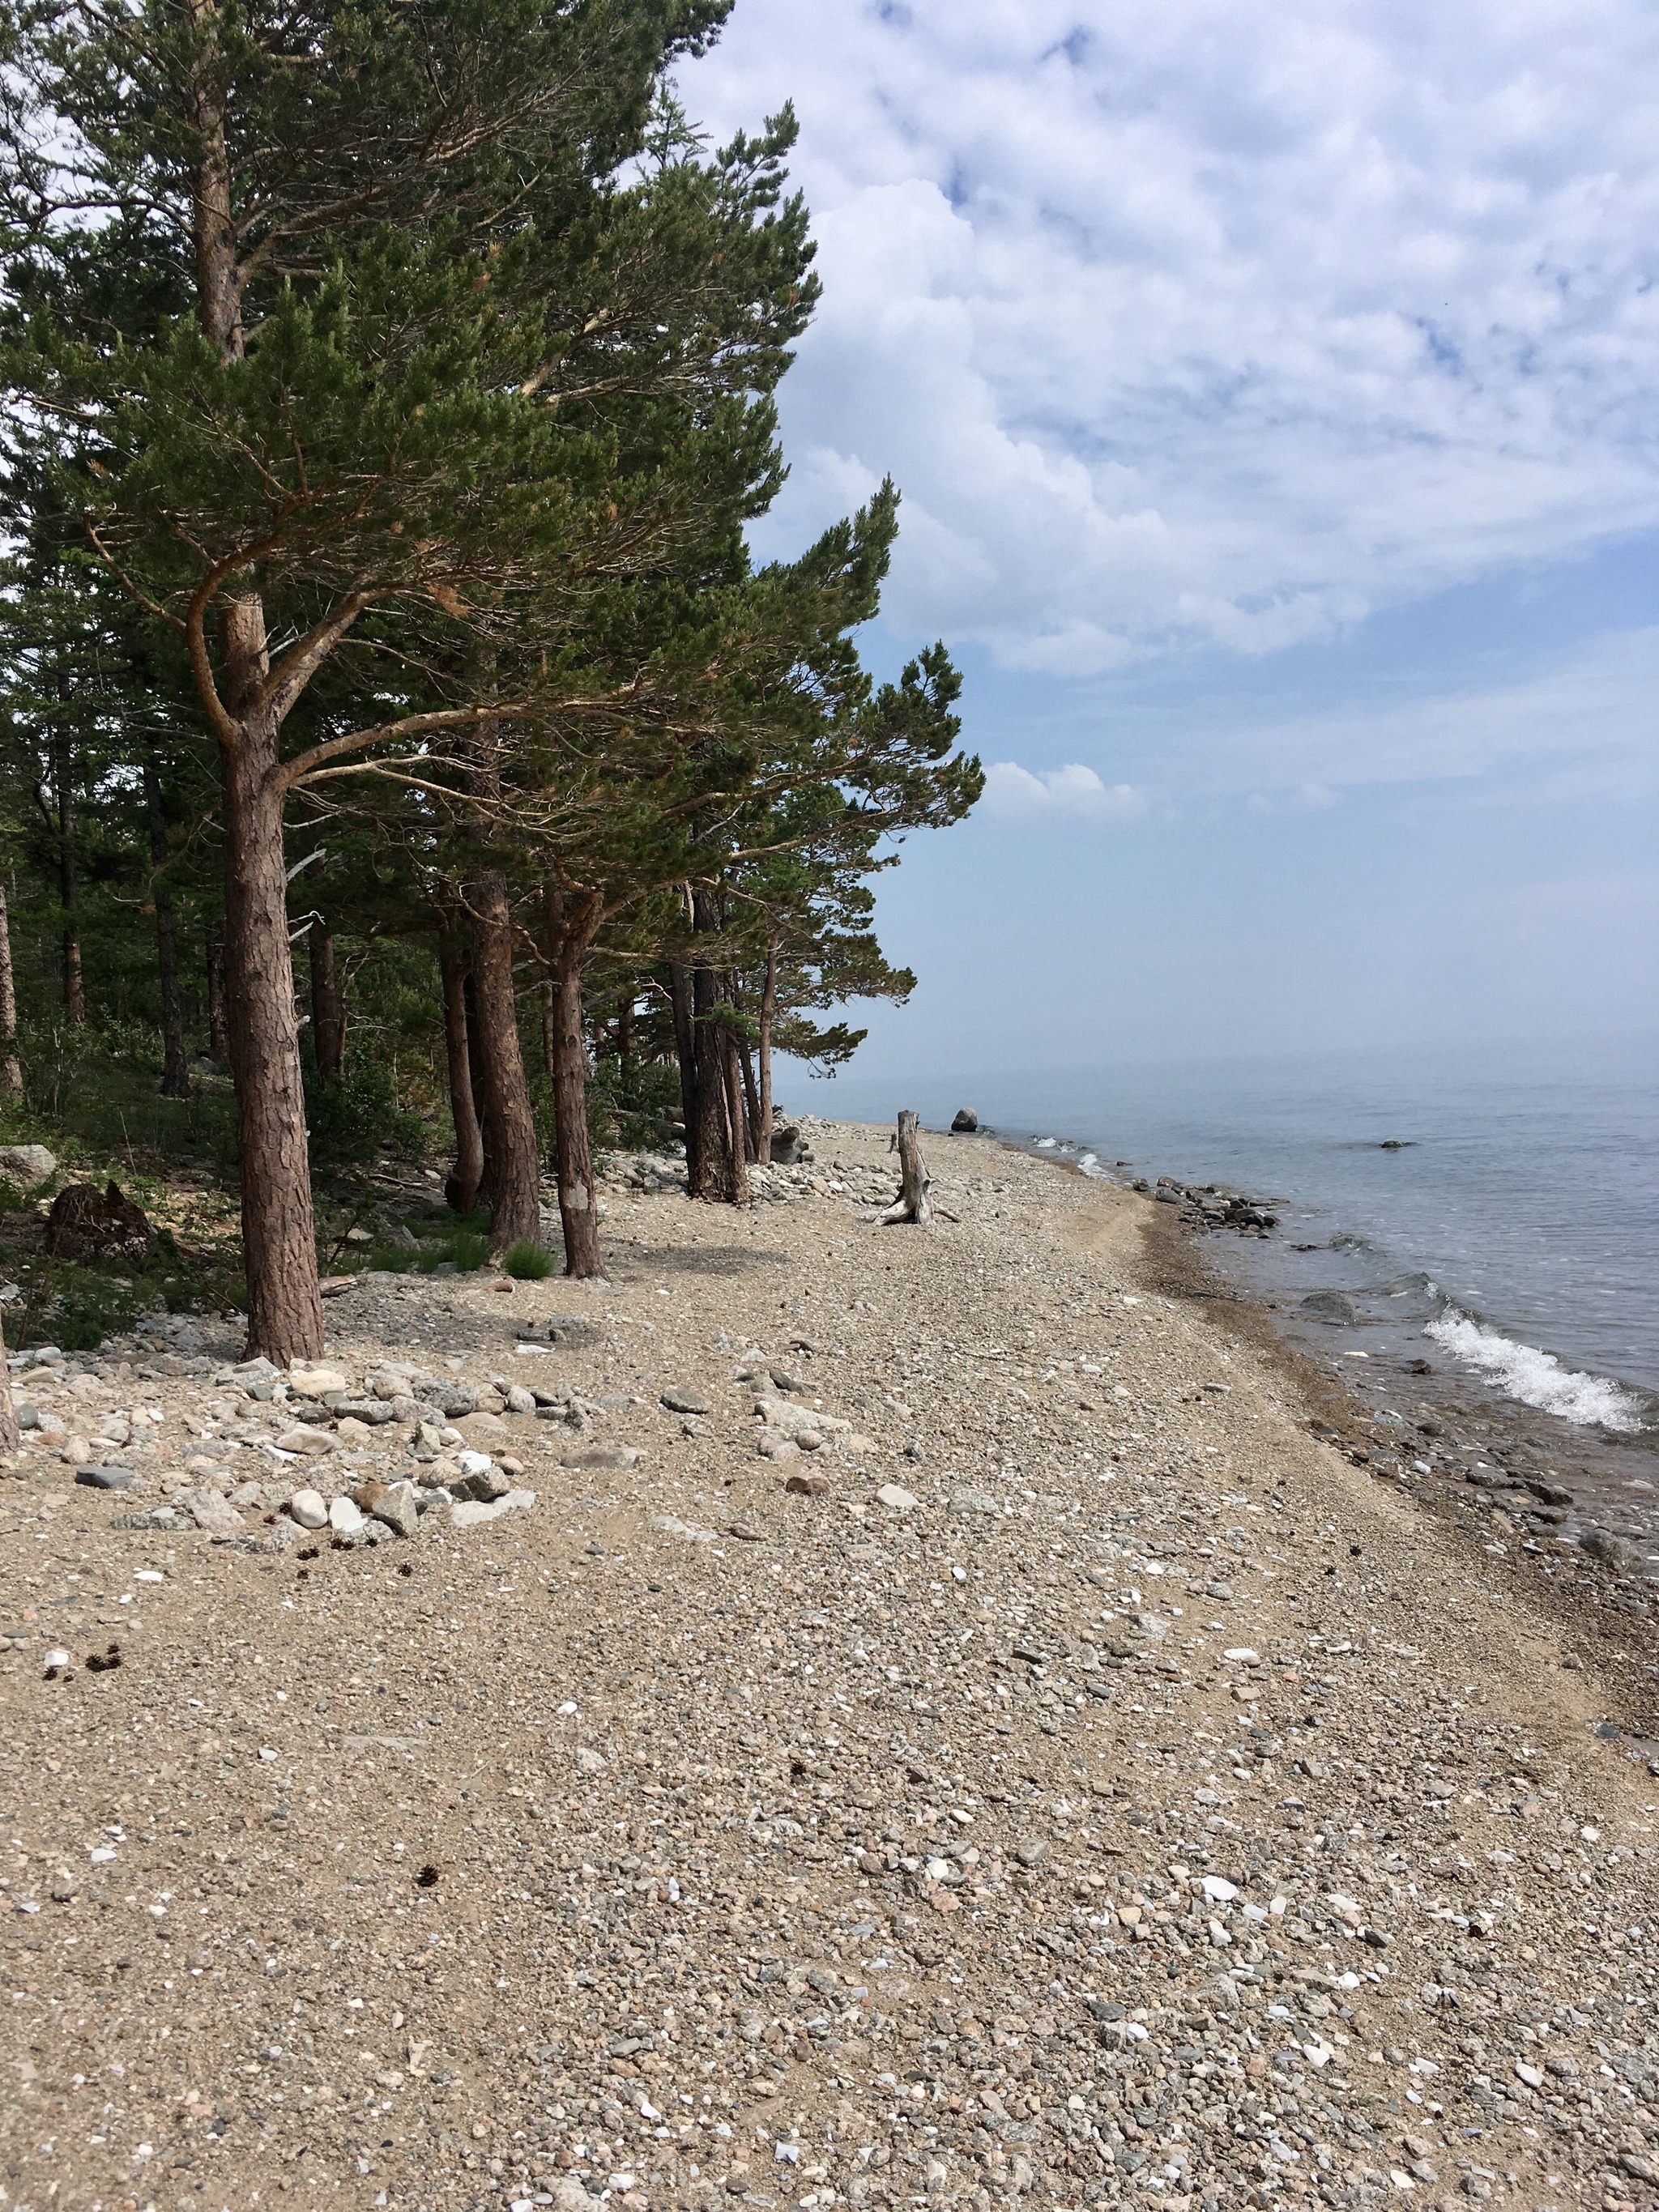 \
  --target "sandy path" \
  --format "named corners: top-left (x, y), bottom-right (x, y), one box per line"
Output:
top-left (2, 1122), bottom-right (1656, 2212)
